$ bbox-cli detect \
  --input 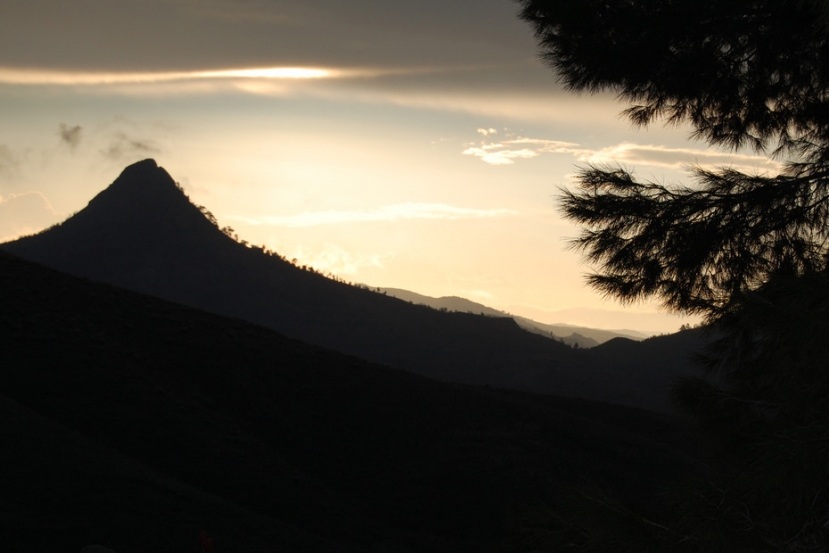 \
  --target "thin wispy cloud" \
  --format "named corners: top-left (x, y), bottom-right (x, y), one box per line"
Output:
top-left (0, 65), bottom-right (468, 87)
top-left (342, 88), bottom-right (618, 124)
top-left (101, 132), bottom-right (162, 162)
top-left (464, 132), bottom-right (782, 173)
top-left (0, 66), bottom-right (345, 86)
top-left (230, 203), bottom-right (518, 227)
top-left (463, 138), bottom-right (581, 165)
top-left (582, 142), bottom-right (782, 171)
top-left (0, 63), bottom-right (612, 124)
top-left (58, 124), bottom-right (82, 151)
top-left (462, 147), bottom-right (539, 165)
